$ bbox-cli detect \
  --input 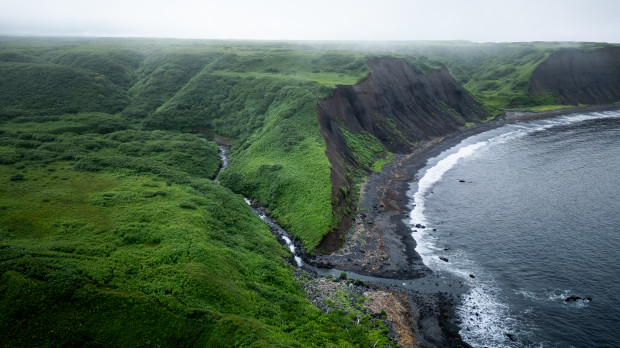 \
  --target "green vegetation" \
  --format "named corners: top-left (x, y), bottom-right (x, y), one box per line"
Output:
top-left (404, 42), bottom-right (617, 112)
top-left (0, 38), bottom-right (400, 346)
top-left (340, 128), bottom-right (393, 174)
top-left (523, 104), bottom-right (584, 112)
top-left (318, 41), bottom-right (617, 113)
top-left (0, 110), bottom-right (394, 346)
top-left (0, 38), bottom-right (372, 252)
top-left (397, 42), bottom-right (562, 112)
top-left (140, 47), bottom-right (370, 251)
